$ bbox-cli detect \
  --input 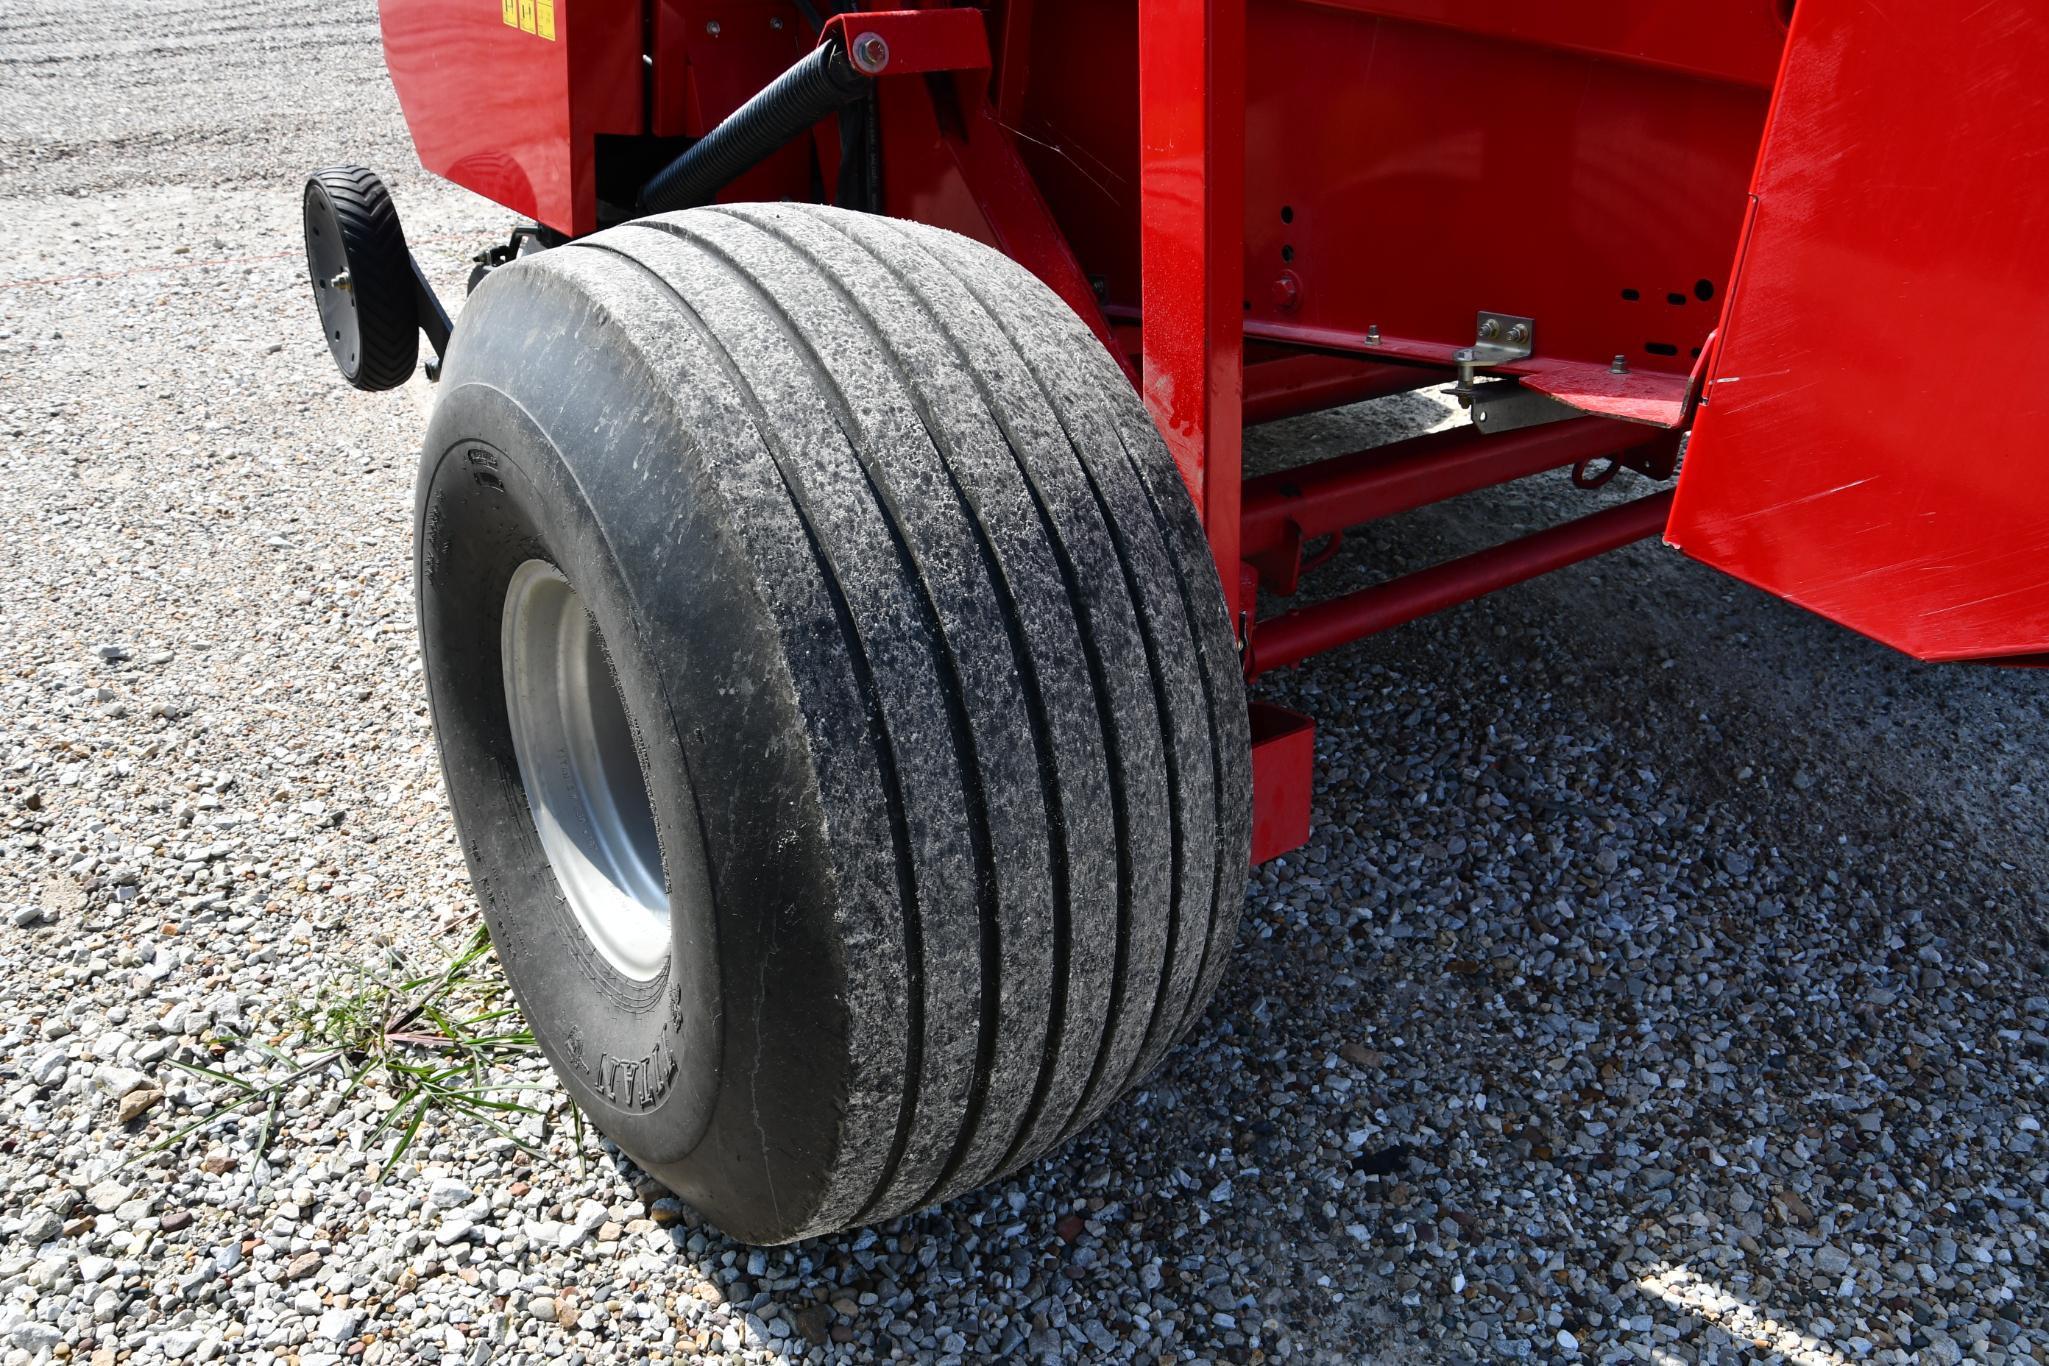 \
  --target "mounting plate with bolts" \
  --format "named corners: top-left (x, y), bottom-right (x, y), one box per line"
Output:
top-left (1471, 310), bottom-right (1533, 366)
top-left (1448, 311), bottom-right (1570, 433)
